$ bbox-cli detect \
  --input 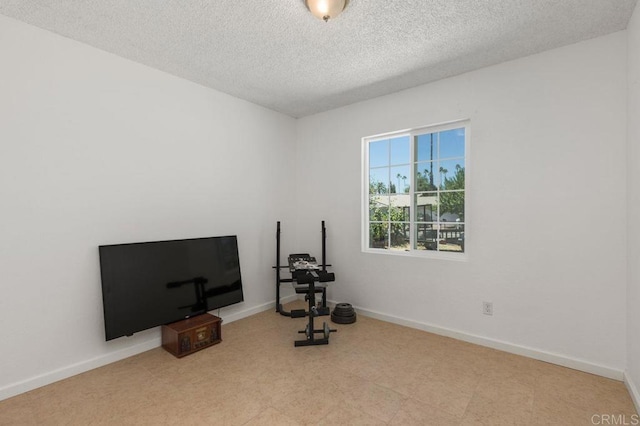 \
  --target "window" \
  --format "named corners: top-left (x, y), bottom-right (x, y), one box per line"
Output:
top-left (363, 121), bottom-right (468, 258)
